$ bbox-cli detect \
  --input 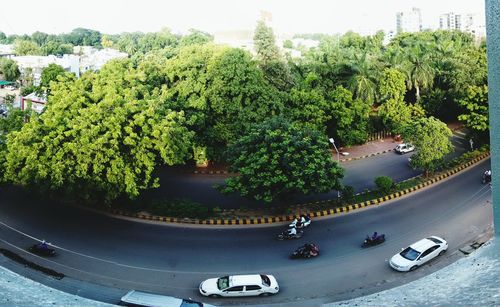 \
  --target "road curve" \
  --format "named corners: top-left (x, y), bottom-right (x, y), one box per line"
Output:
top-left (147, 133), bottom-right (467, 209)
top-left (0, 159), bottom-right (492, 305)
